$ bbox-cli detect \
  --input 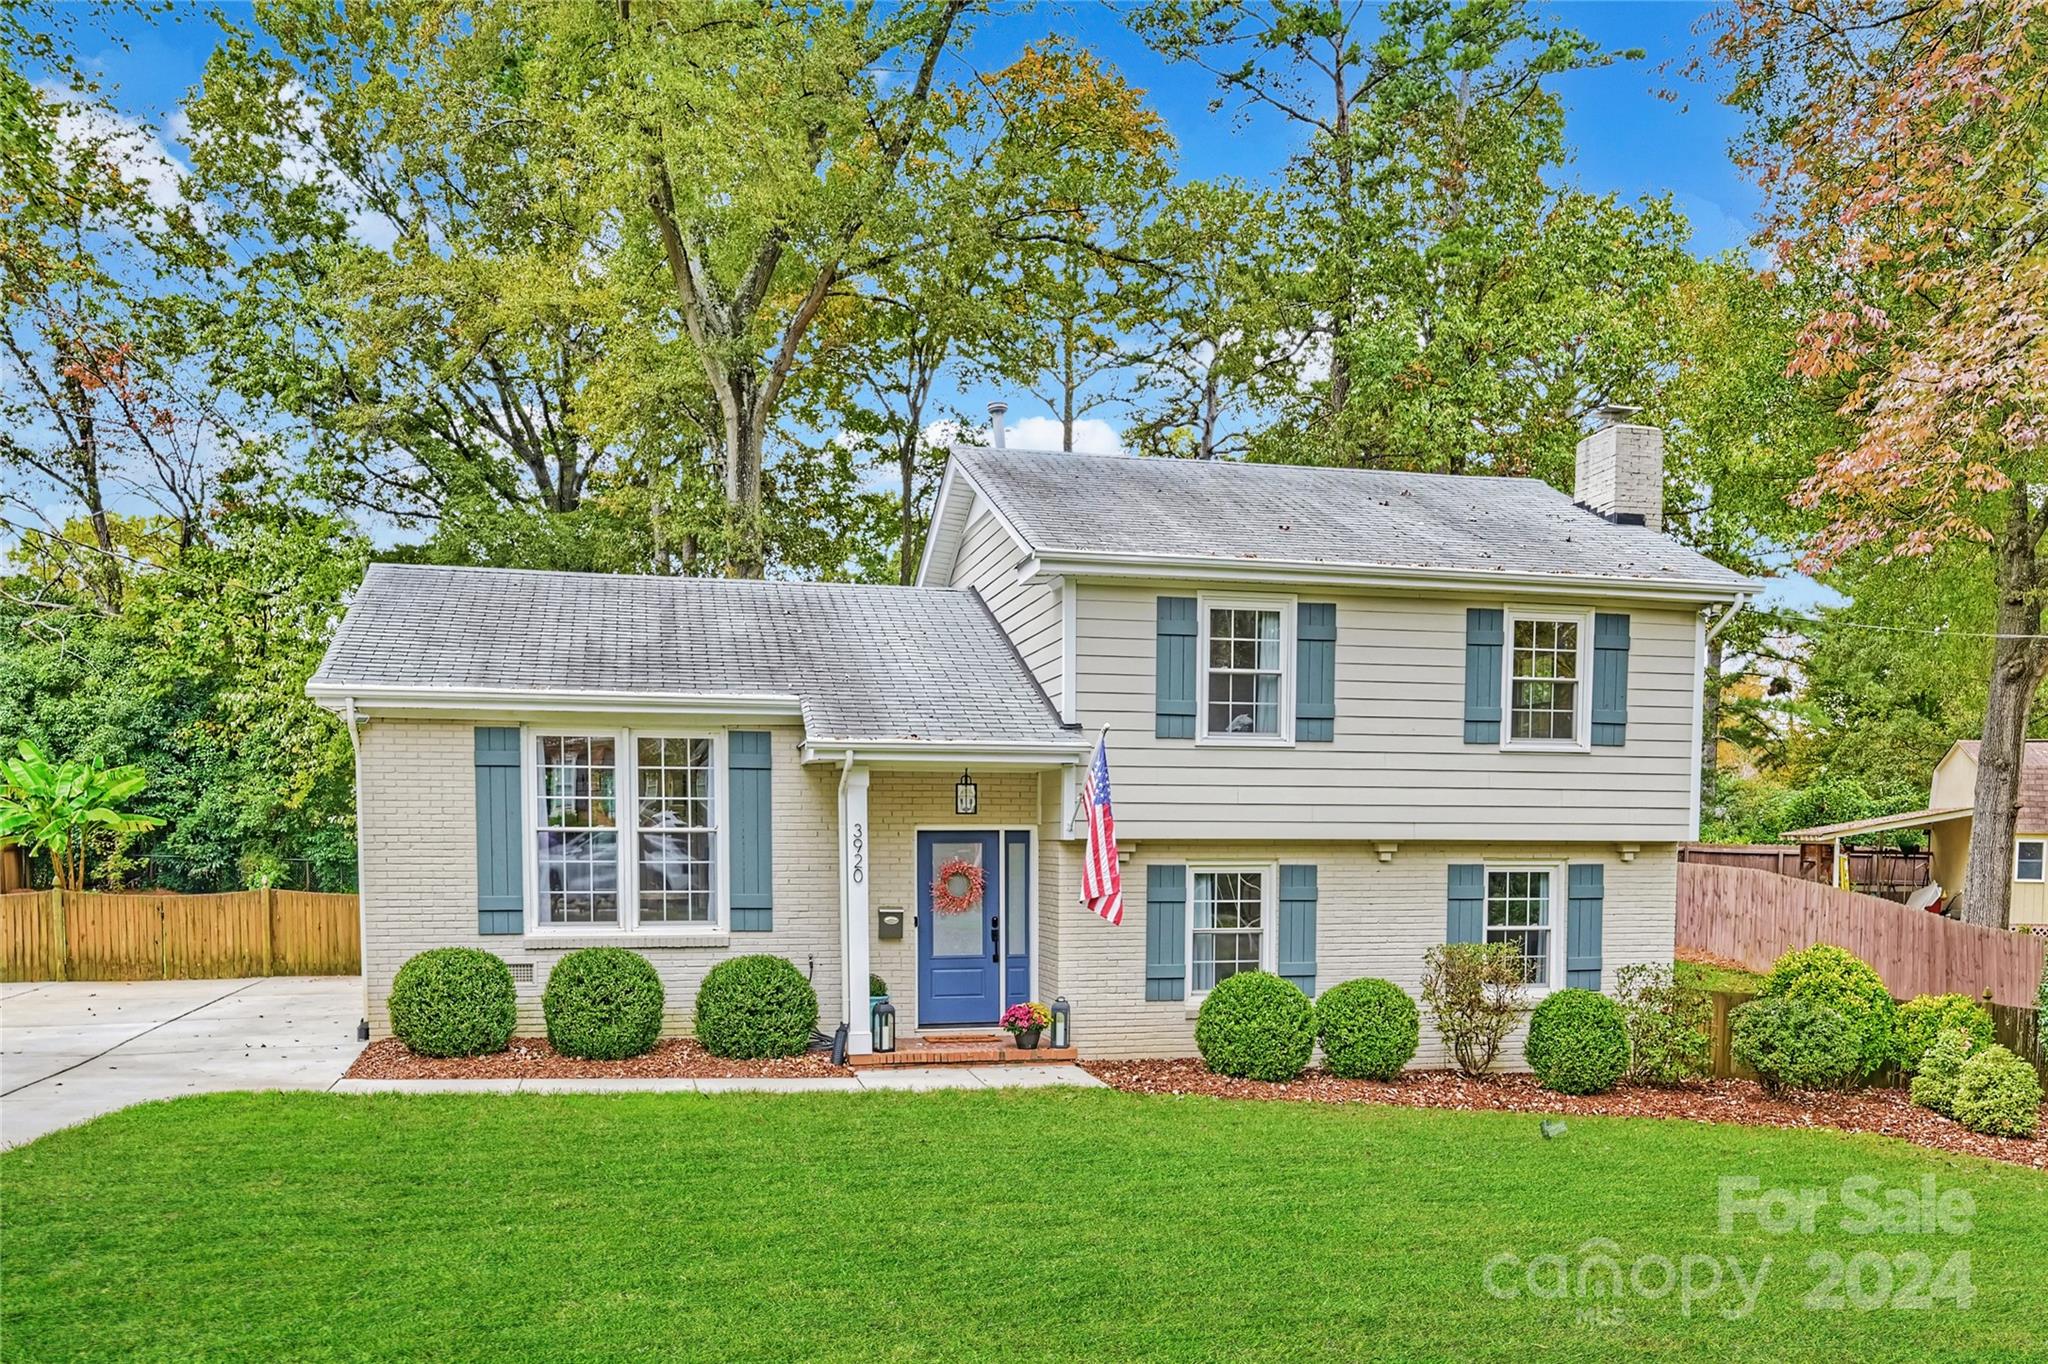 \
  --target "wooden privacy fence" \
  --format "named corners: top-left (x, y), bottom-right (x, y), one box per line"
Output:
top-left (0, 889), bottom-right (359, 982)
top-left (1678, 862), bottom-right (2045, 1007)
top-left (1701, 989), bottom-right (2043, 1085)
top-left (1679, 842), bottom-right (1932, 903)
